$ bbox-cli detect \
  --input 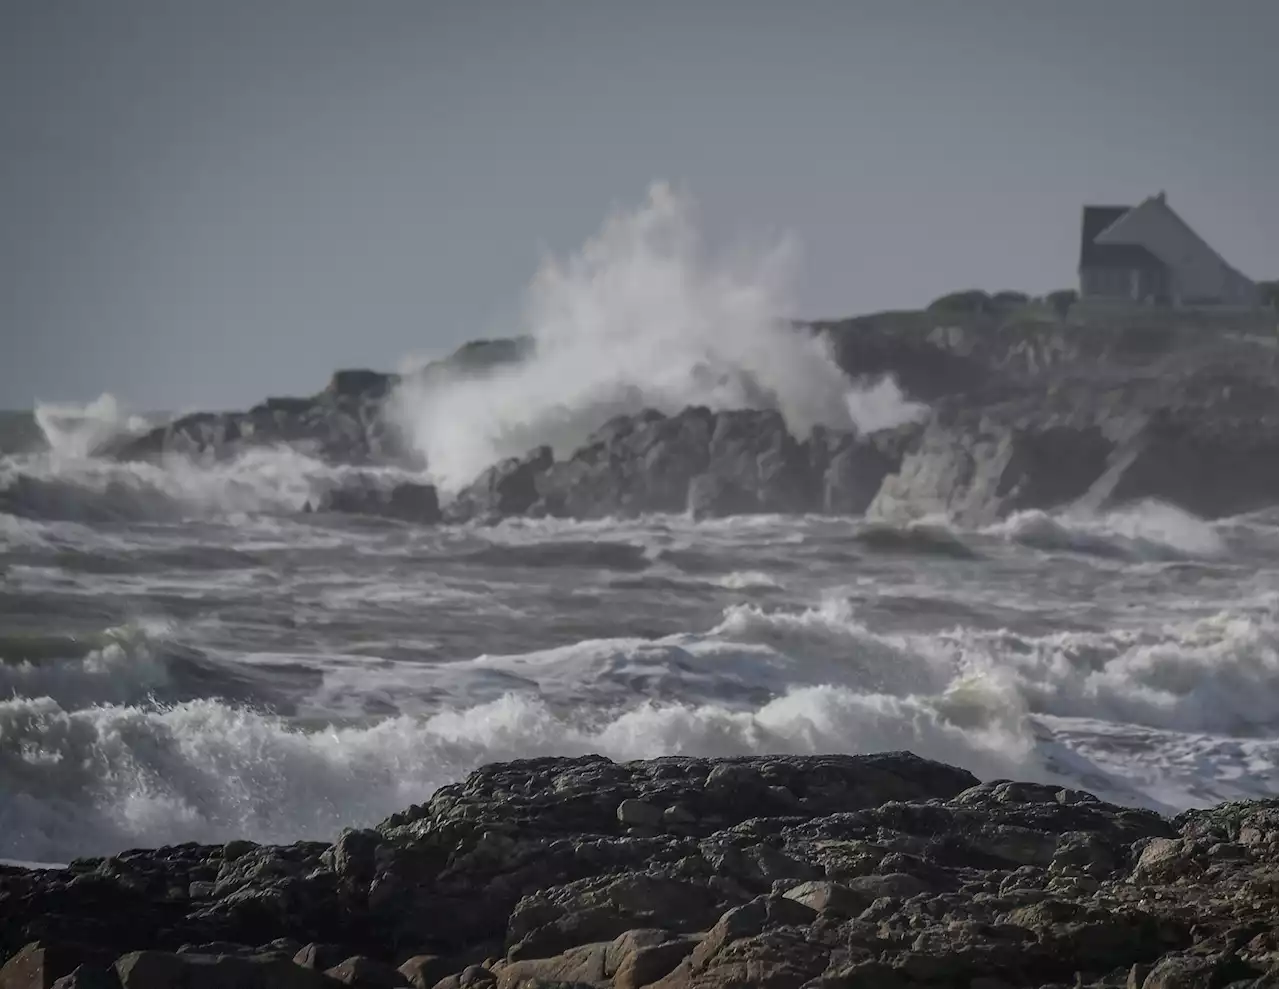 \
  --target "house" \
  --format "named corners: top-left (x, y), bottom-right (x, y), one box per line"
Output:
top-left (1078, 192), bottom-right (1258, 306)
